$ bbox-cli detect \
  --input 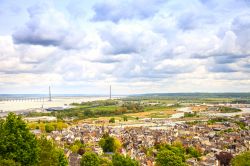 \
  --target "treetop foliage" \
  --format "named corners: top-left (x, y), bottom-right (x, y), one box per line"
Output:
top-left (155, 143), bottom-right (201, 166)
top-left (99, 133), bottom-right (121, 153)
top-left (0, 113), bottom-right (68, 166)
top-left (112, 153), bottom-right (139, 166)
top-left (0, 113), bottom-right (39, 165)
top-left (231, 151), bottom-right (250, 166)
top-left (80, 152), bottom-right (100, 166)
top-left (156, 149), bottom-right (187, 166)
